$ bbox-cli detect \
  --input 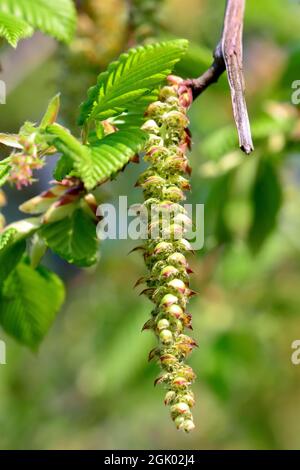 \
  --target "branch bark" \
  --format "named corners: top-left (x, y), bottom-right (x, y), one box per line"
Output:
top-left (185, 0), bottom-right (254, 154)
